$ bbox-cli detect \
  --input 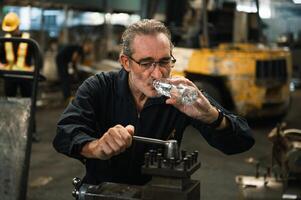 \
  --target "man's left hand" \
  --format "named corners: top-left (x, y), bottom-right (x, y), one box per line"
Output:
top-left (165, 77), bottom-right (220, 126)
